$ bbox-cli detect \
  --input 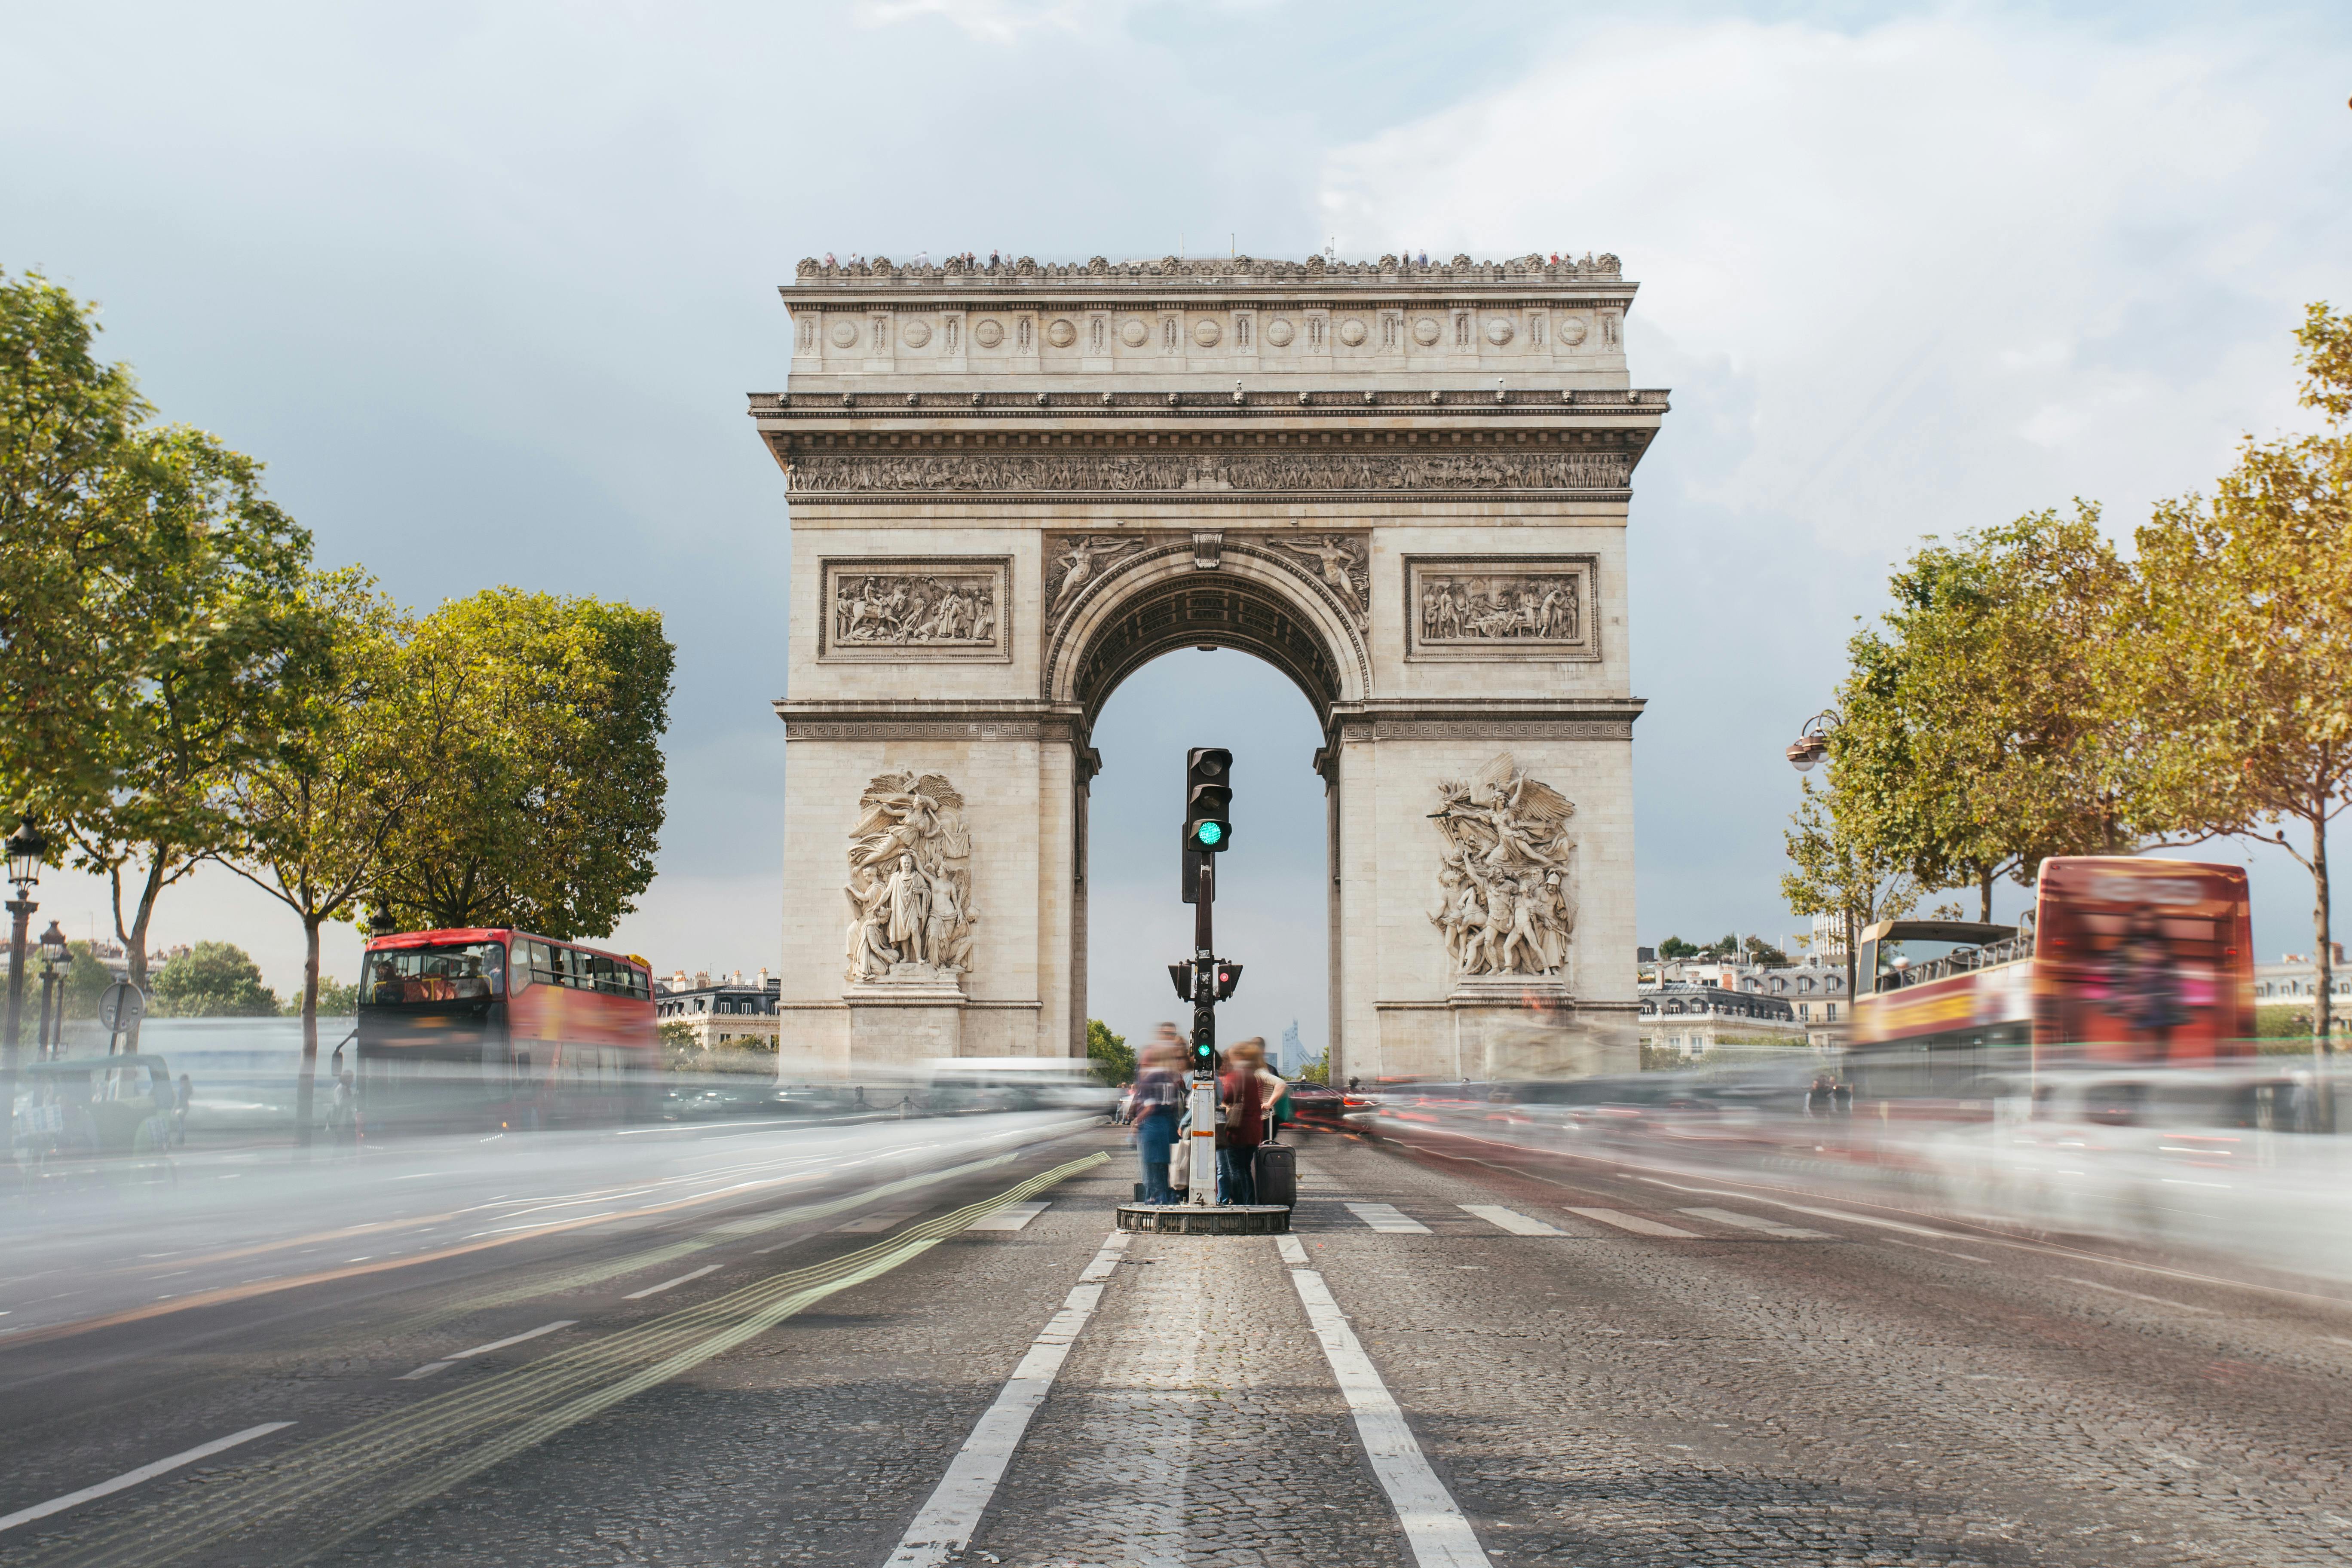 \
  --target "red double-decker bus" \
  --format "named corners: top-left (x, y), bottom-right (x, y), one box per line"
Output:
top-left (356, 928), bottom-right (659, 1130)
top-left (1848, 856), bottom-right (2257, 1100)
